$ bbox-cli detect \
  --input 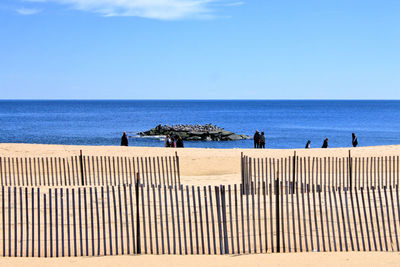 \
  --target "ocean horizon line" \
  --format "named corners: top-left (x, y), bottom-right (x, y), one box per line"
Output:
top-left (1, 99), bottom-right (400, 102)
top-left (1, 100), bottom-right (399, 148)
